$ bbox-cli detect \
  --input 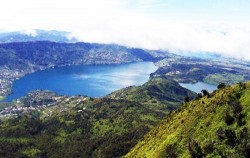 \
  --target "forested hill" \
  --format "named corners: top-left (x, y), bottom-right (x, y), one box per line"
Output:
top-left (0, 76), bottom-right (194, 157)
top-left (125, 82), bottom-right (250, 158)
top-left (0, 41), bottom-right (172, 68)
top-left (0, 30), bottom-right (77, 43)
top-left (108, 76), bottom-right (195, 111)
top-left (0, 41), bottom-right (173, 97)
